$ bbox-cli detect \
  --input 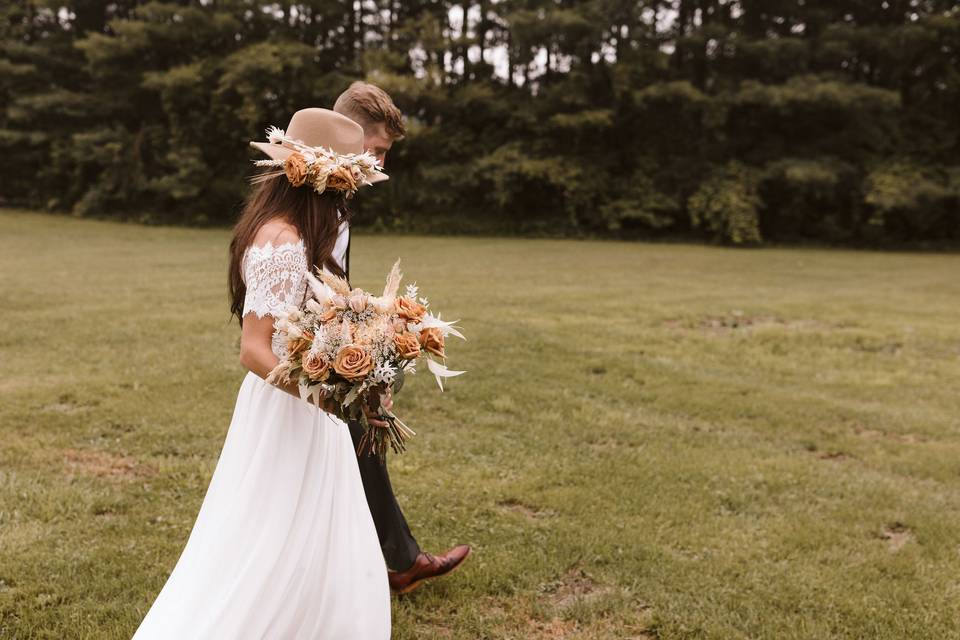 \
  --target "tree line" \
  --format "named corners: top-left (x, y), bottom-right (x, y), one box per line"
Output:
top-left (2, 1), bottom-right (959, 244)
